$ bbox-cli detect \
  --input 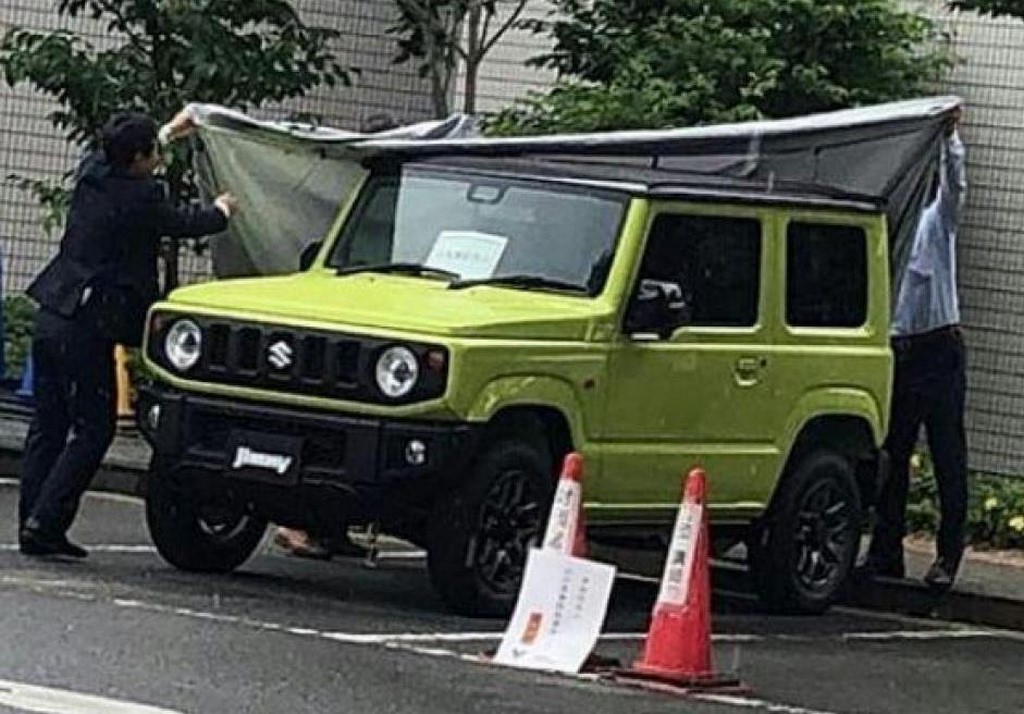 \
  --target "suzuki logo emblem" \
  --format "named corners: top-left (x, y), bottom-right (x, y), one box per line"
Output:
top-left (267, 340), bottom-right (293, 370)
